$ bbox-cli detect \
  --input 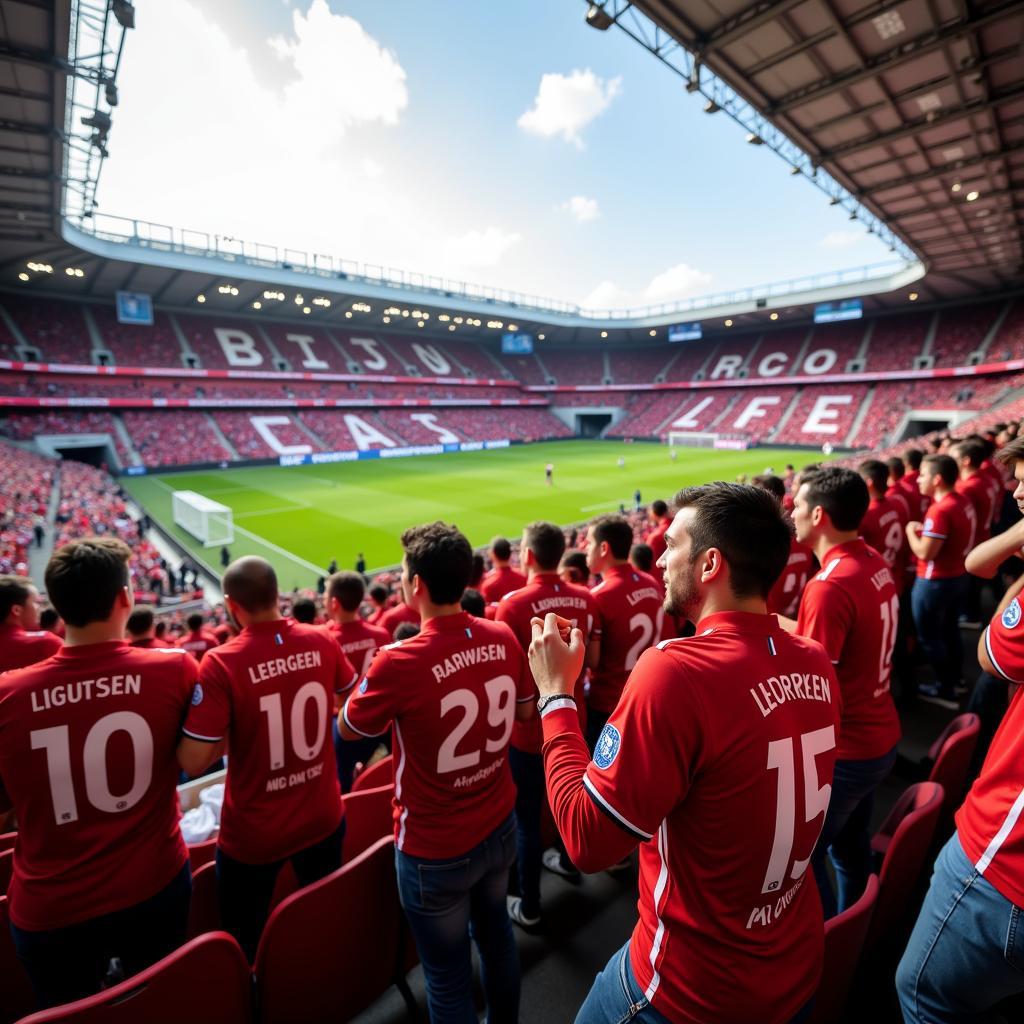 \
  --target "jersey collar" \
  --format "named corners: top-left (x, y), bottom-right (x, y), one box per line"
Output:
top-left (821, 537), bottom-right (866, 564)
top-left (421, 611), bottom-right (475, 634)
top-left (51, 639), bottom-right (130, 659)
top-left (693, 610), bottom-right (782, 636)
top-left (243, 618), bottom-right (291, 636)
